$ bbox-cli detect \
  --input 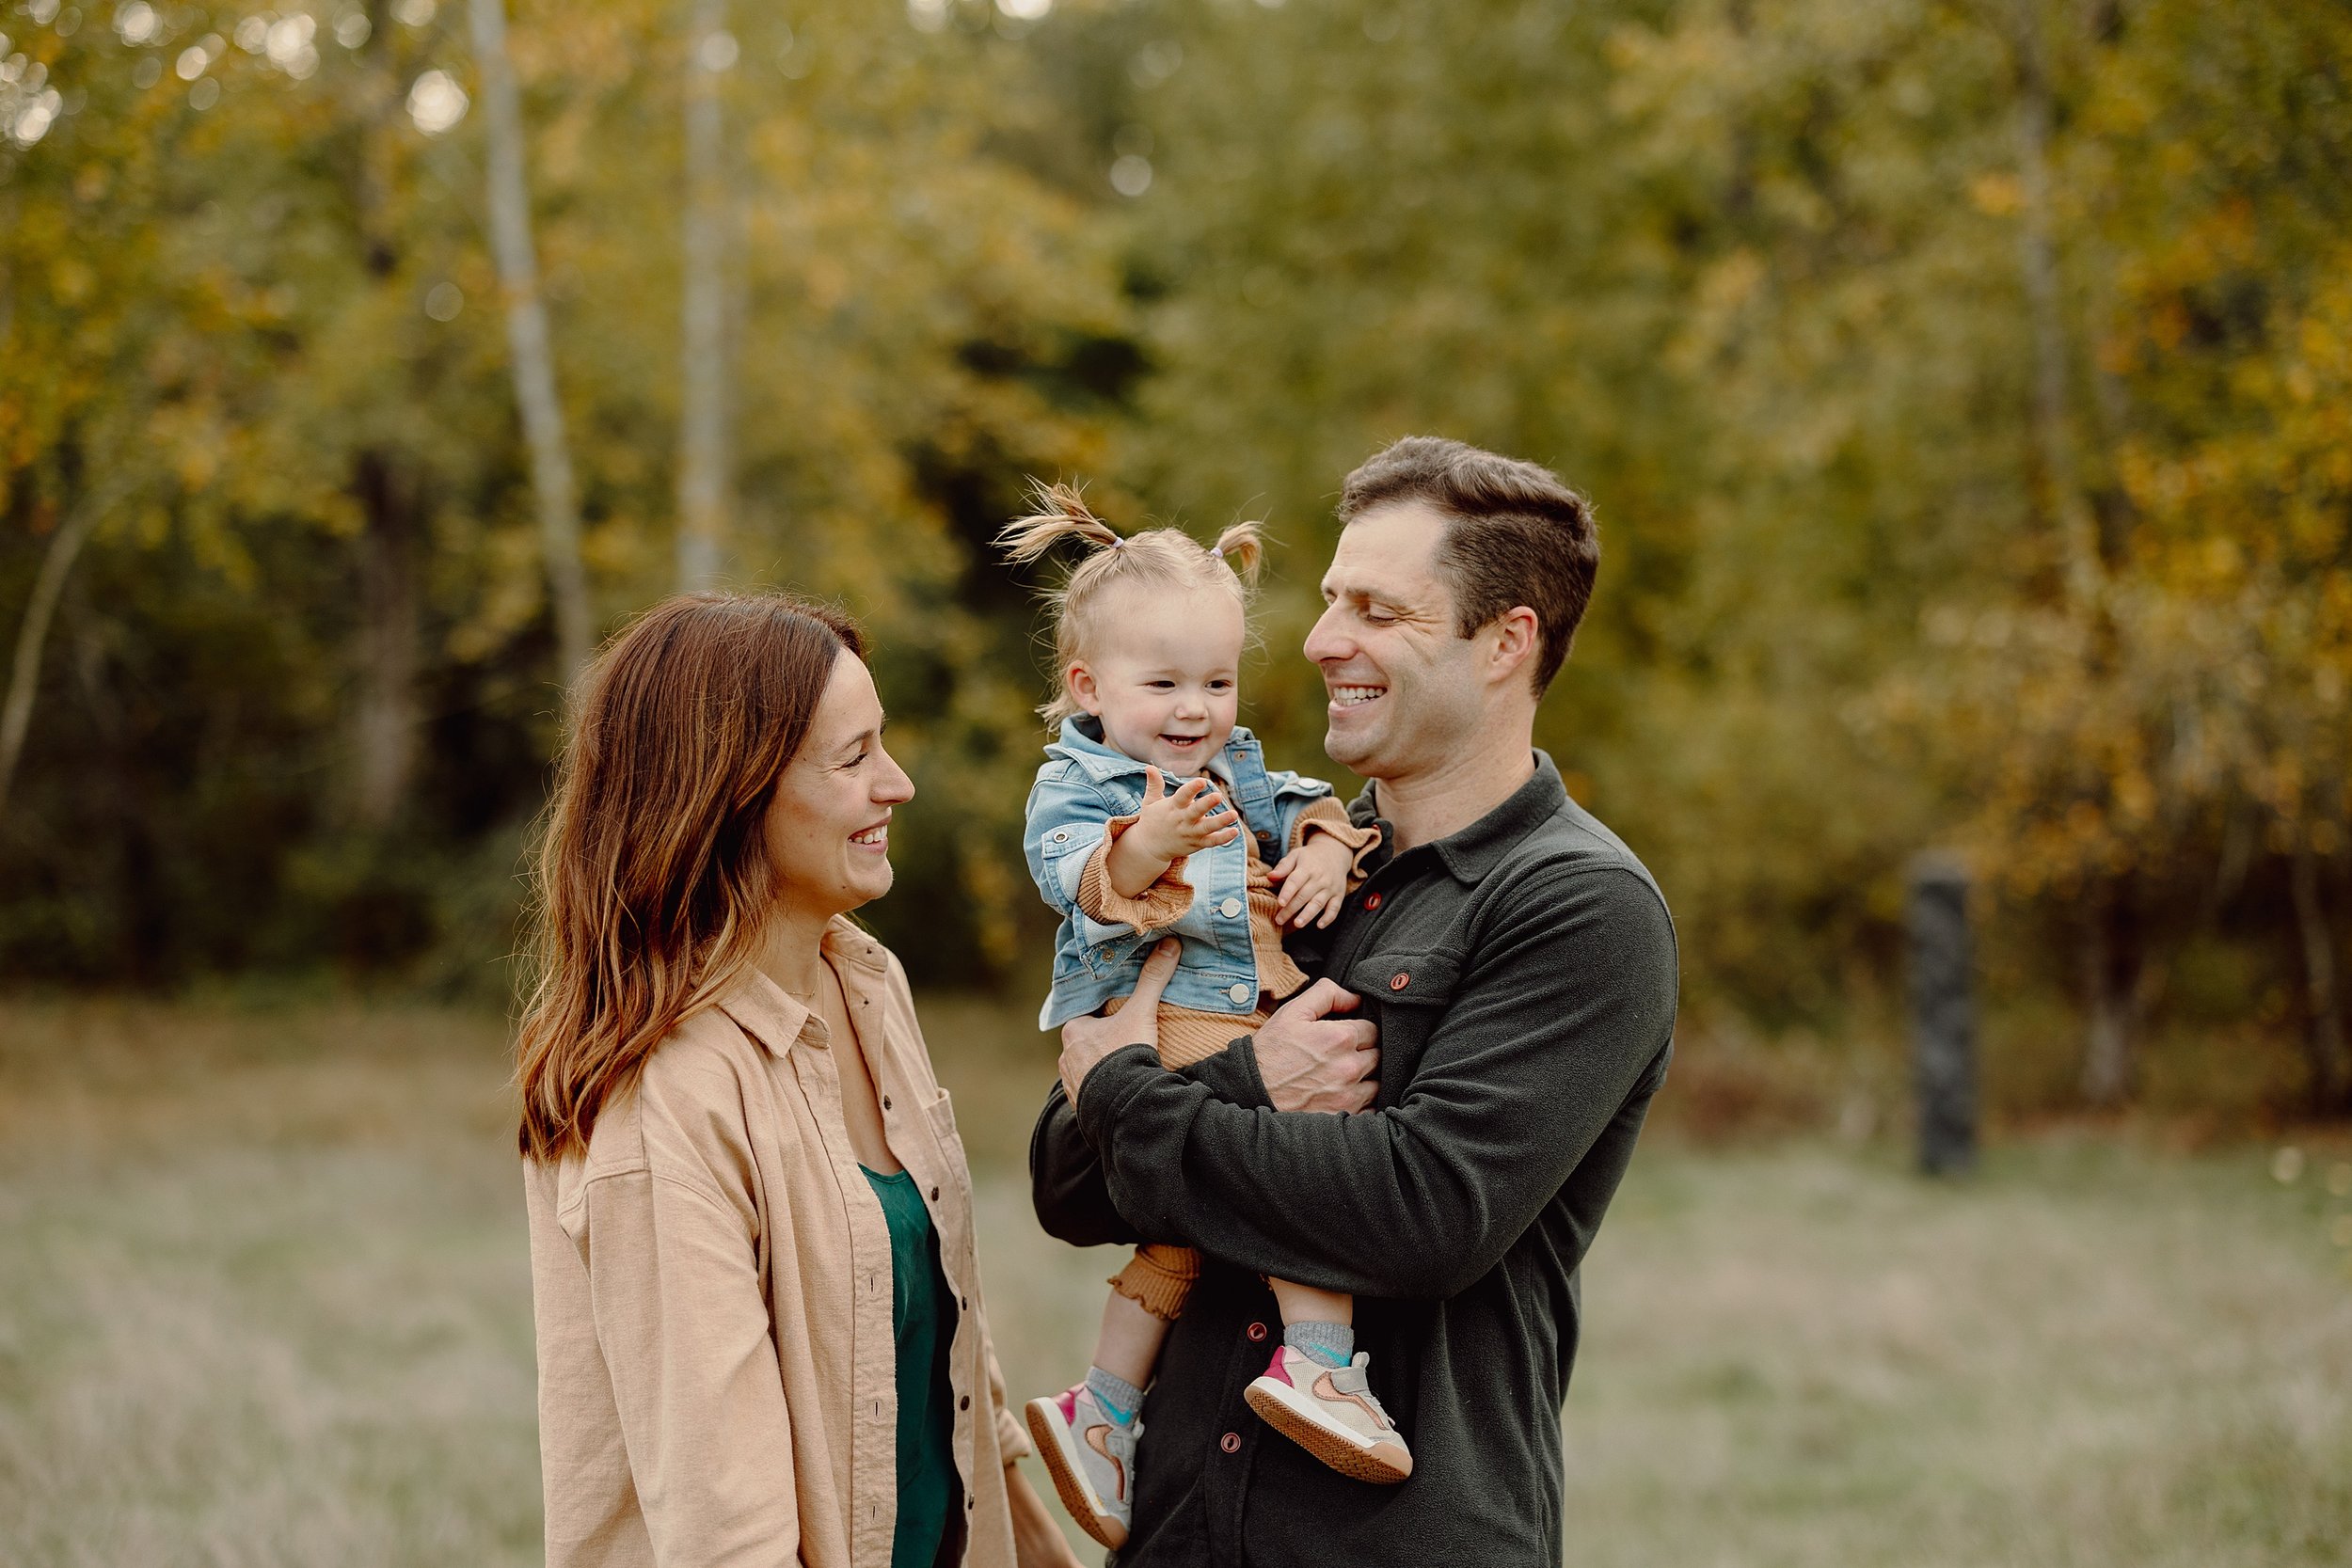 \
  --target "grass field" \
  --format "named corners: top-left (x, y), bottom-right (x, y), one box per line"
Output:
top-left (2, 996), bottom-right (2348, 1567)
